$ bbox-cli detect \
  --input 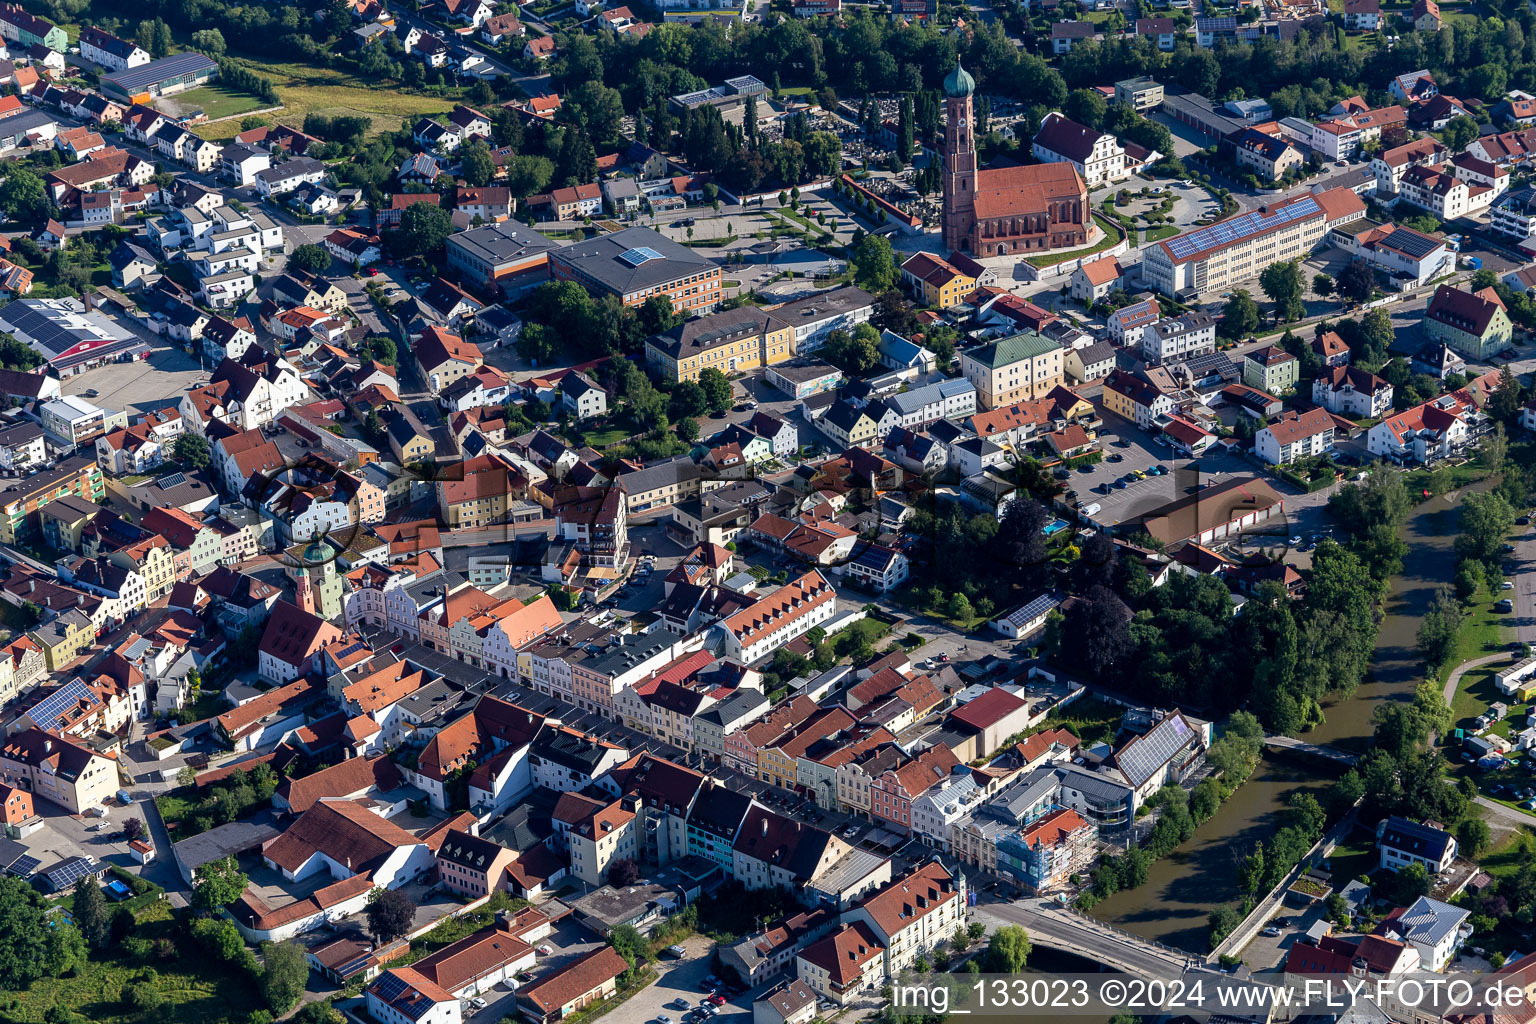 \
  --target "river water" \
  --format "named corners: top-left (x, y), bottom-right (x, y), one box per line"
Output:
top-left (1087, 486), bottom-right (1481, 952)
